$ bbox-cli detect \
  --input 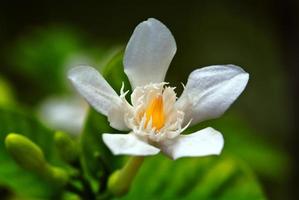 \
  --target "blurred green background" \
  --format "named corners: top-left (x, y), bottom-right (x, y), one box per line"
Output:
top-left (0, 0), bottom-right (298, 199)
